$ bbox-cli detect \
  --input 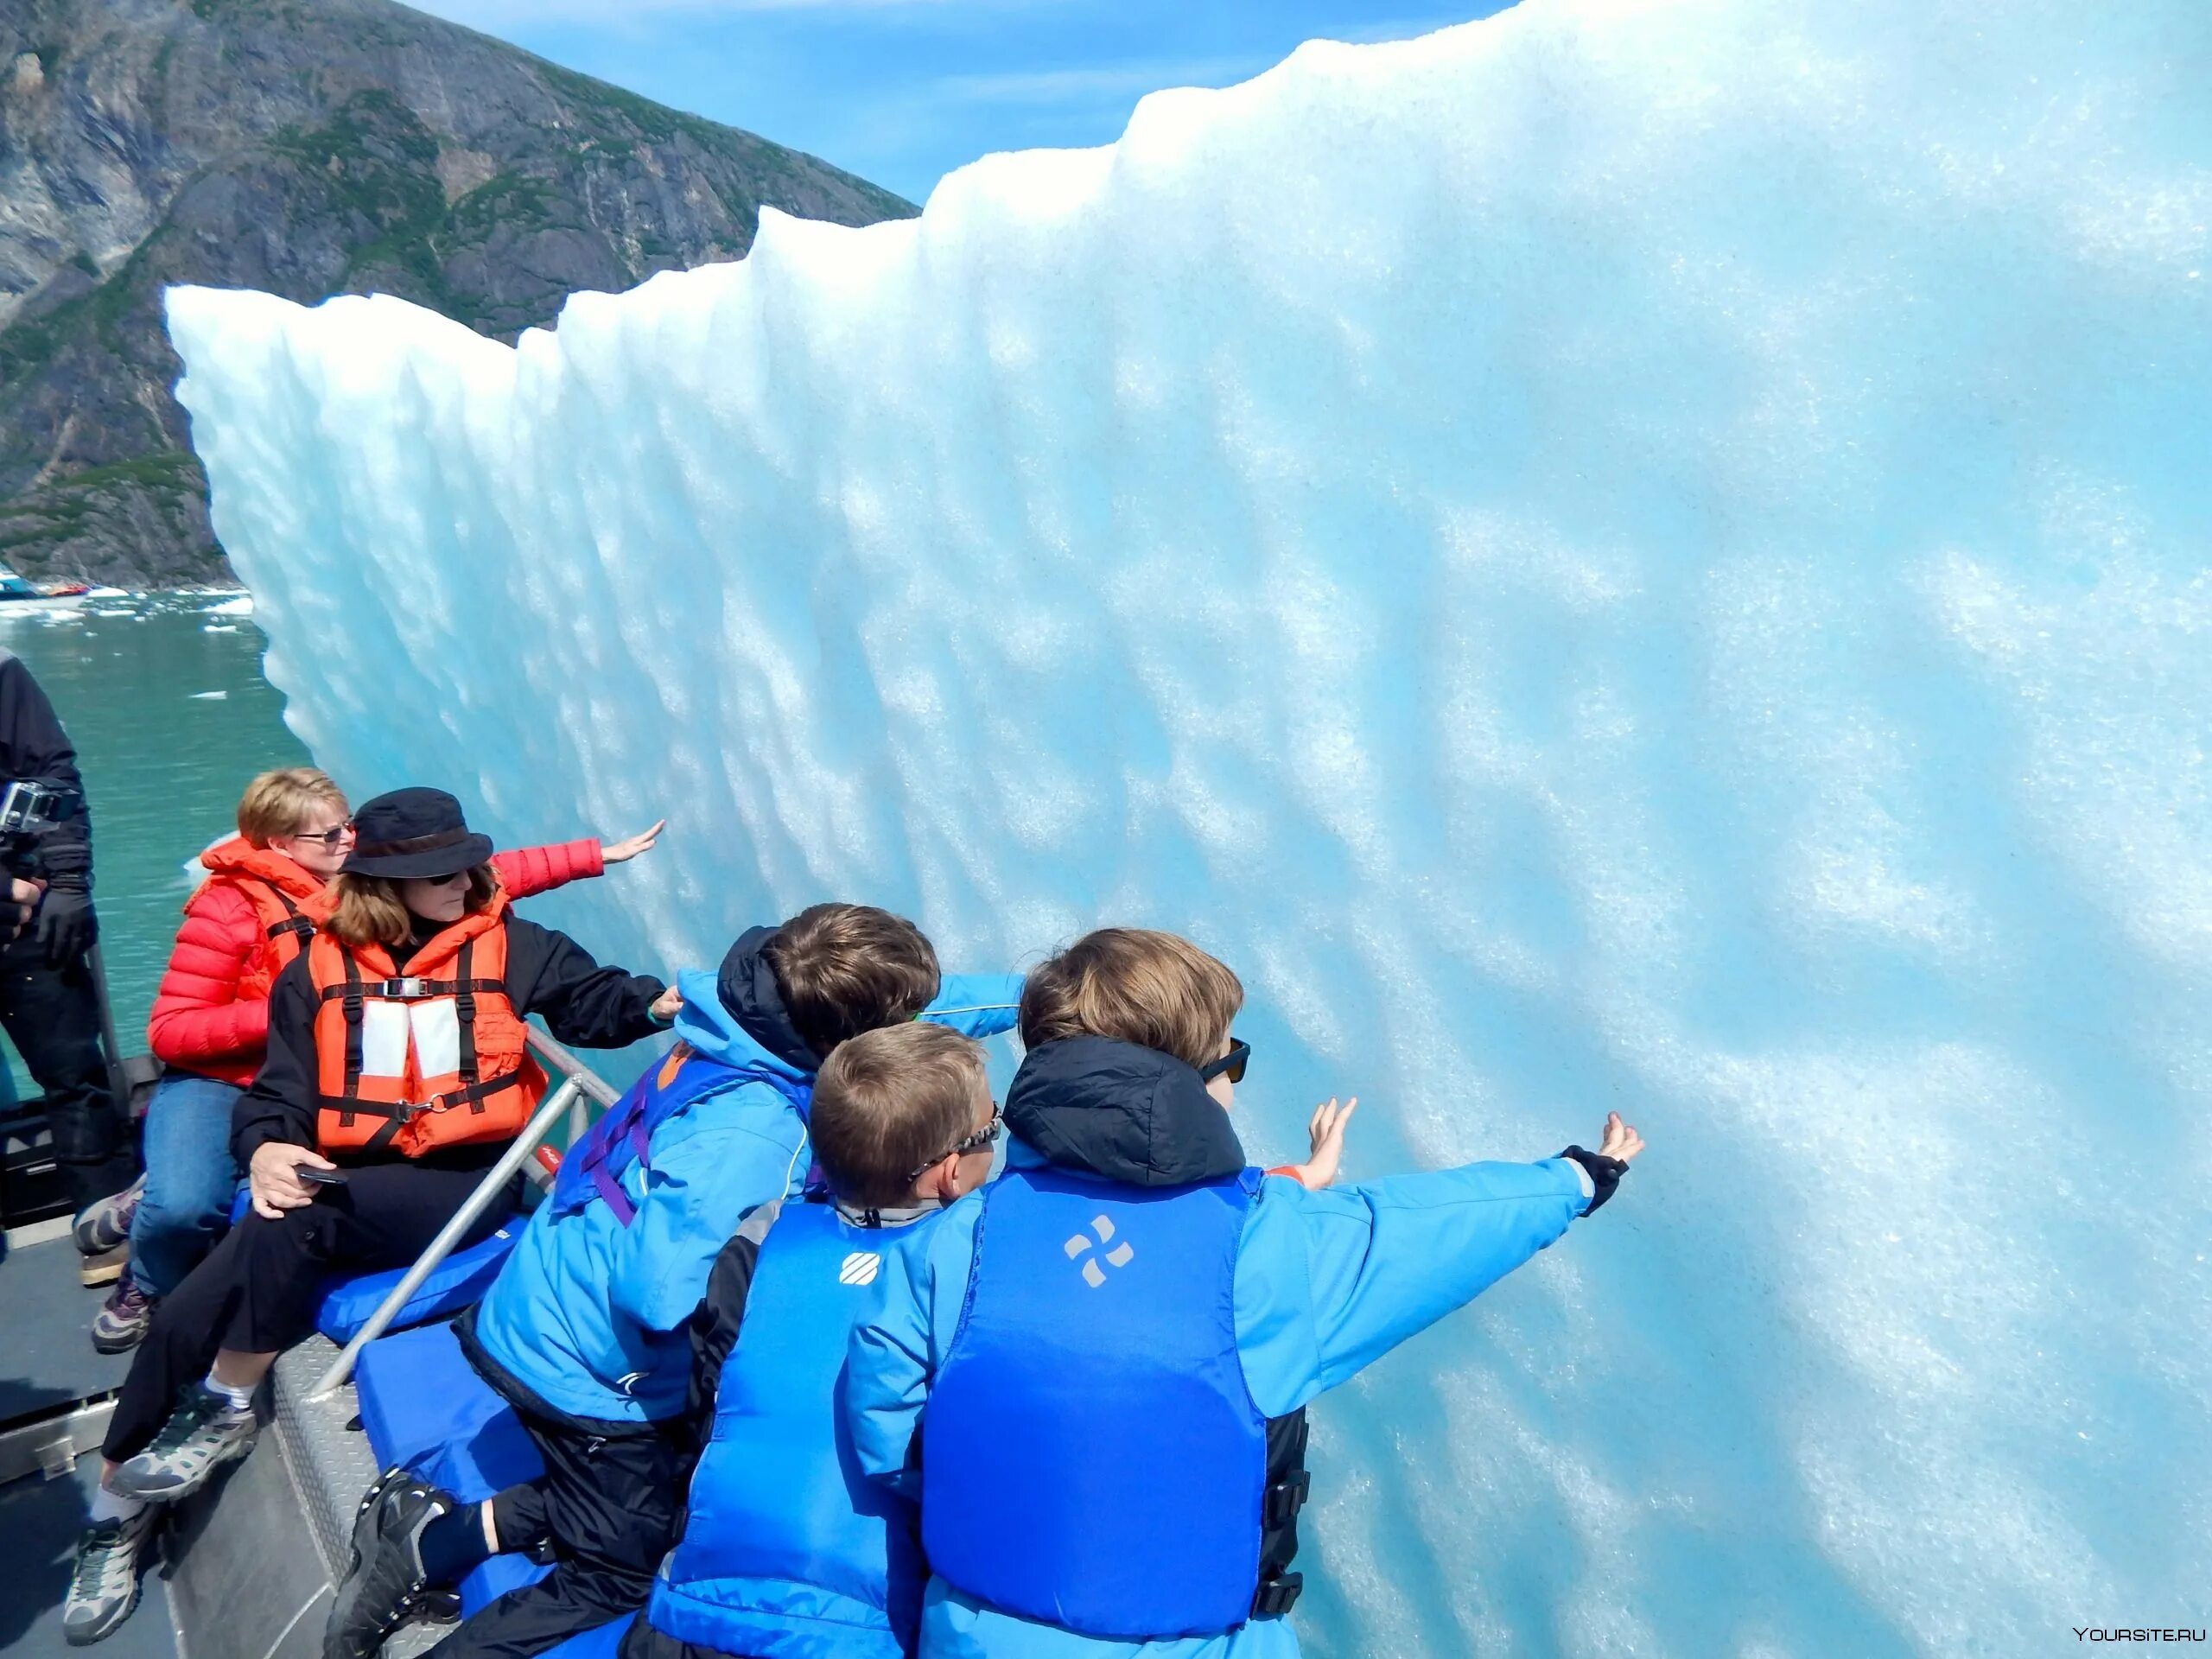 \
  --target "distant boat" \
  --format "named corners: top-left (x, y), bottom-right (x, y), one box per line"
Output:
top-left (0, 567), bottom-right (87, 611)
